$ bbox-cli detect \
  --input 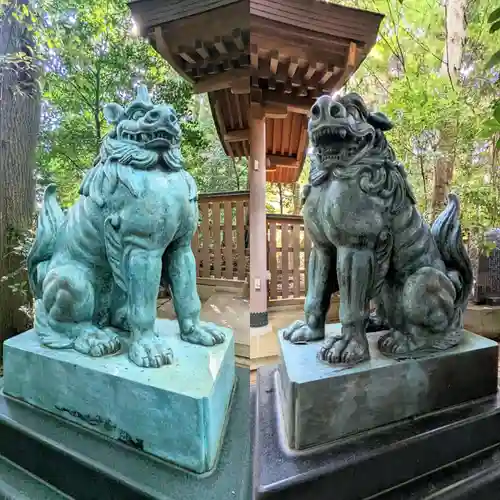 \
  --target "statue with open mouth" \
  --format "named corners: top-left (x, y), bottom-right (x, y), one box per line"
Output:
top-left (281, 93), bottom-right (473, 365)
top-left (27, 85), bottom-right (226, 368)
